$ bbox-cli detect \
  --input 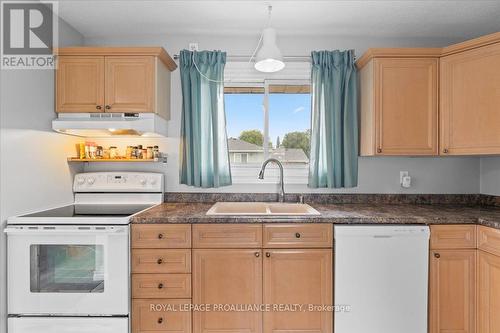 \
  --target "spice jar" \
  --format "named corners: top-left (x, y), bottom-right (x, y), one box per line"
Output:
top-left (136, 145), bottom-right (143, 159)
top-left (109, 146), bottom-right (118, 159)
top-left (146, 146), bottom-right (154, 159)
top-left (153, 146), bottom-right (160, 159)
top-left (126, 146), bottom-right (133, 159)
top-left (96, 146), bottom-right (103, 159)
